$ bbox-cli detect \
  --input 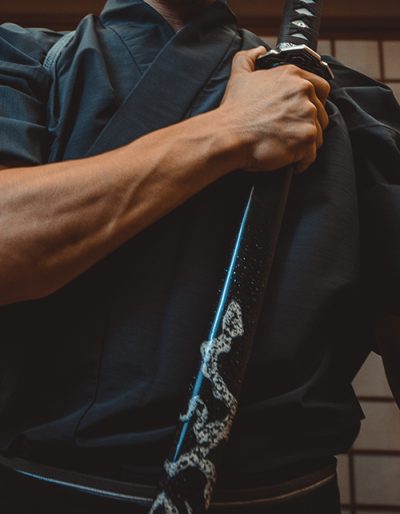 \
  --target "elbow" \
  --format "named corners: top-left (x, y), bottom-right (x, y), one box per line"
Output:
top-left (0, 279), bottom-right (55, 307)
top-left (0, 285), bottom-right (58, 307)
